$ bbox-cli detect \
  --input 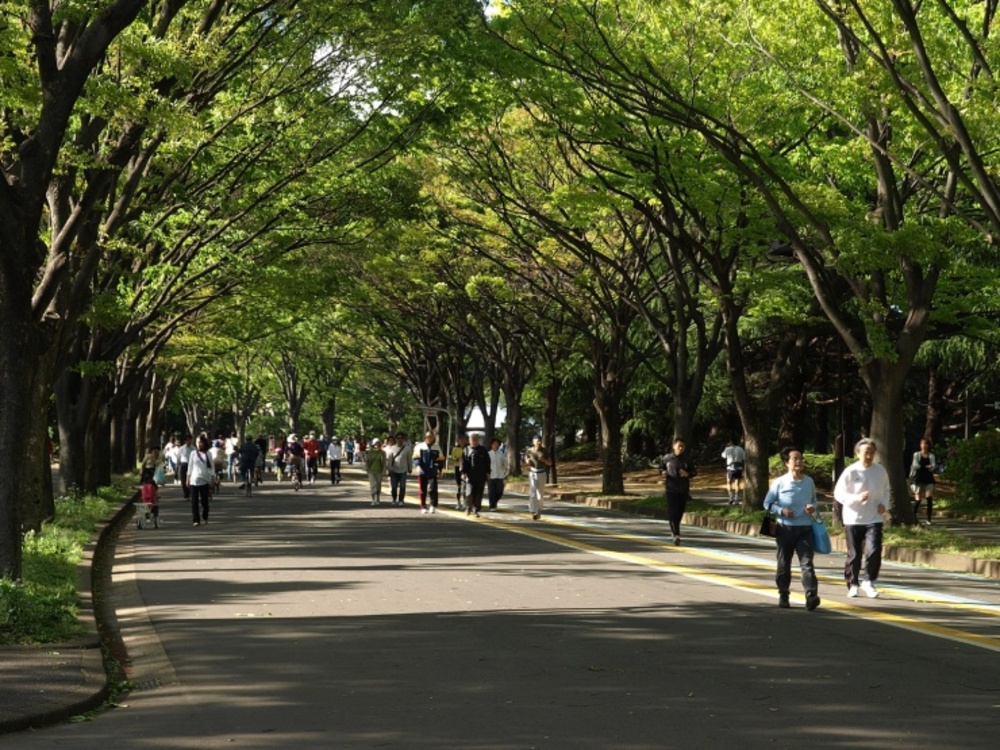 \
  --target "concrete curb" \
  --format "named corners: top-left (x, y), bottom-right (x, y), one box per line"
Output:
top-left (0, 494), bottom-right (135, 735)
top-left (557, 491), bottom-right (1000, 580)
